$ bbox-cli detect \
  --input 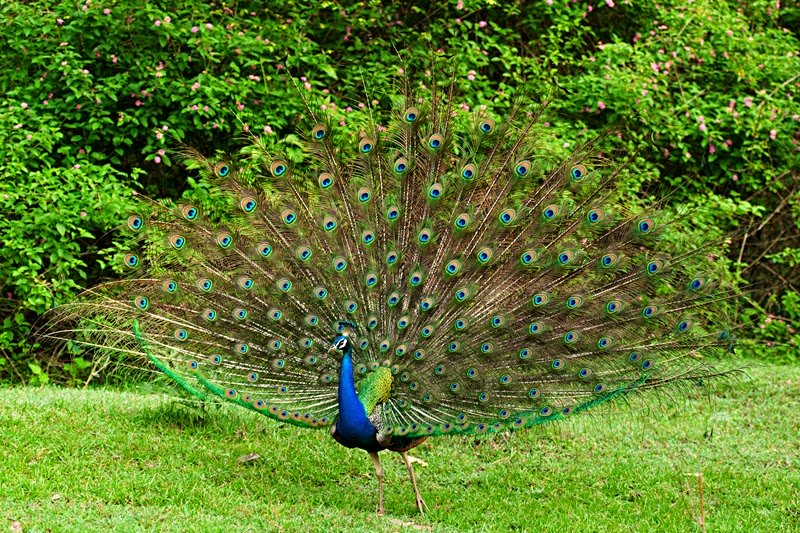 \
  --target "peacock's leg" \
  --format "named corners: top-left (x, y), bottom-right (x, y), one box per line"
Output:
top-left (368, 451), bottom-right (385, 515)
top-left (400, 451), bottom-right (428, 515)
